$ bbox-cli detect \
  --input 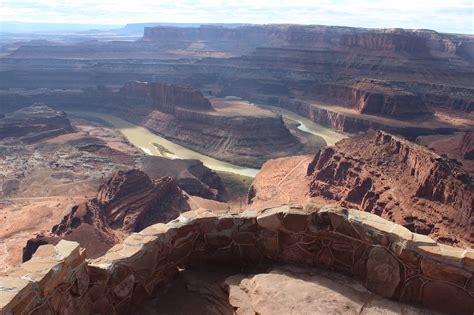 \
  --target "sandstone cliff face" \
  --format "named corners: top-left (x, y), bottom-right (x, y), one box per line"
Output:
top-left (273, 98), bottom-right (453, 137)
top-left (0, 103), bottom-right (73, 143)
top-left (310, 80), bottom-right (431, 118)
top-left (460, 131), bottom-right (474, 160)
top-left (121, 80), bottom-right (213, 113)
top-left (339, 32), bottom-right (429, 55)
top-left (307, 130), bottom-right (473, 246)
